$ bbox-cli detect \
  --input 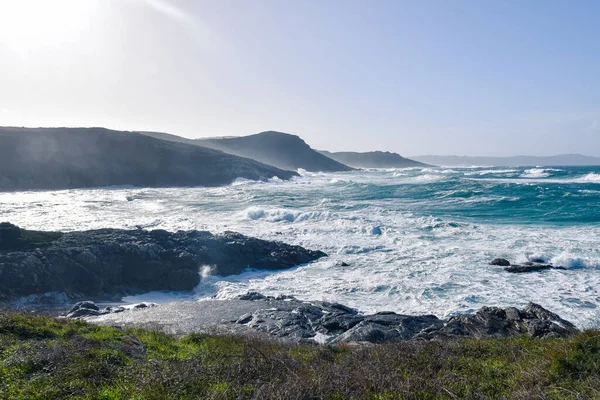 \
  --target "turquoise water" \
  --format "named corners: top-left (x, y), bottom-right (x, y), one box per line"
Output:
top-left (2, 166), bottom-right (600, 326)
top-left (379, 166), bottom-right (600, 225)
